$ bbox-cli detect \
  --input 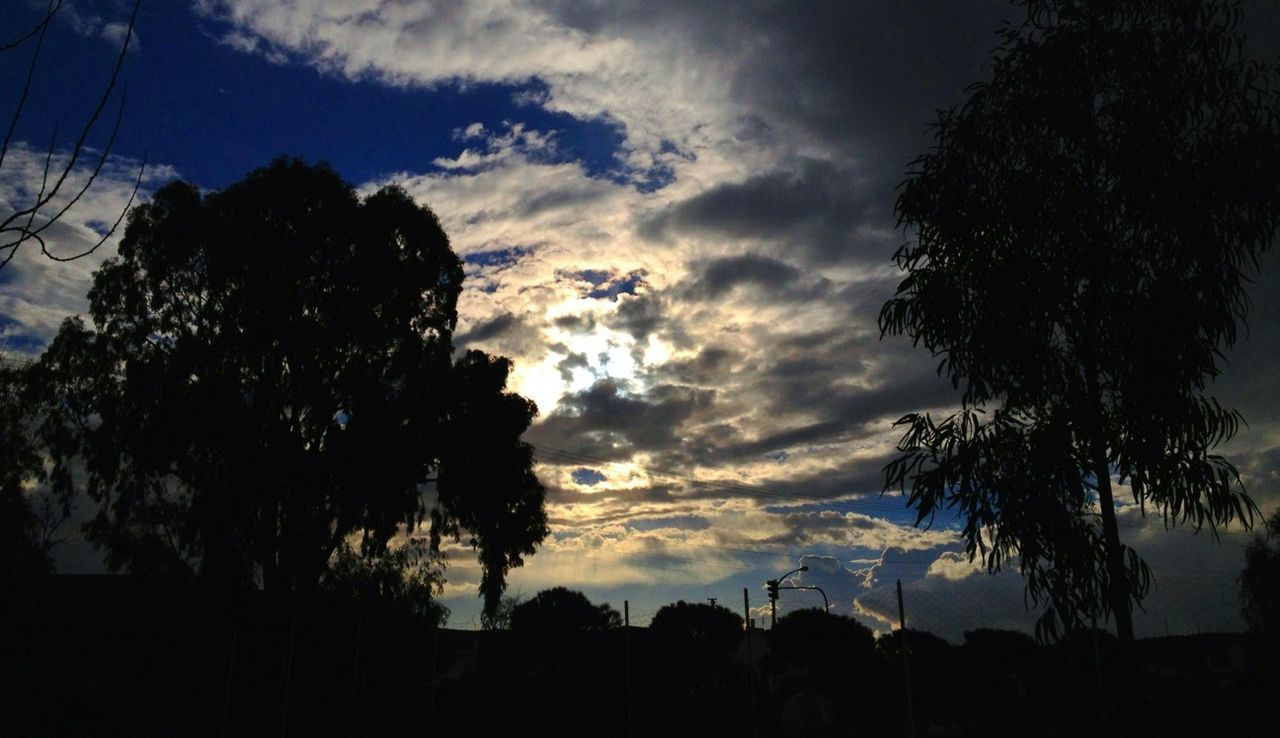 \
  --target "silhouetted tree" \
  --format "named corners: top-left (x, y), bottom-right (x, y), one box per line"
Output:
top-left (34, 158), bottom-right (546, 614)
top-left (649, 600), bottom-right (744, 654)
top-left (0, 353), bottom-right (76, 577)
top-left (769, 608), bottom-right (876, 682)
top-left (881, 0), bottom-right (1280, 642)
top-left (962, 628), bottom-right (1042, 666)
top-left (508, 587), bottom-right (621, 635)
top-left (481, 593), bottom-right (525, 630)
top-left (960, 629), bottom-right (1047, 734)
top-left (876, 627), bottom-right (953, 665)
top-left (322, 537), bottom-right (449, 626)
top-left (1, 357), bottom-right (49, 576)
top-left (1240, 508), bottom-right (1280, 638)
top-left (0, 0), bottom-right (145, 271)
top-left (434, 350), bottom-right (549, 615)
top-left (876, 627), bottom-right (958, 725)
